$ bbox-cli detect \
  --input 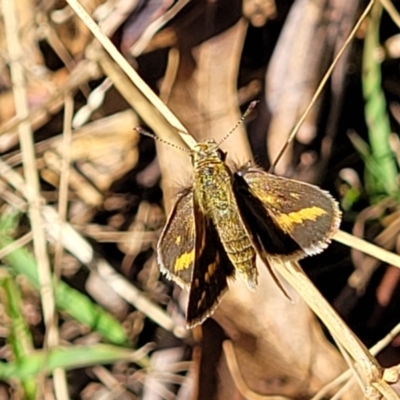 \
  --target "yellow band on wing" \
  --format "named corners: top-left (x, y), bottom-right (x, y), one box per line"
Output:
top-left (275, 206), bottom-right (327, 233)
top-left (174, 250), bottom-right (195, 271)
